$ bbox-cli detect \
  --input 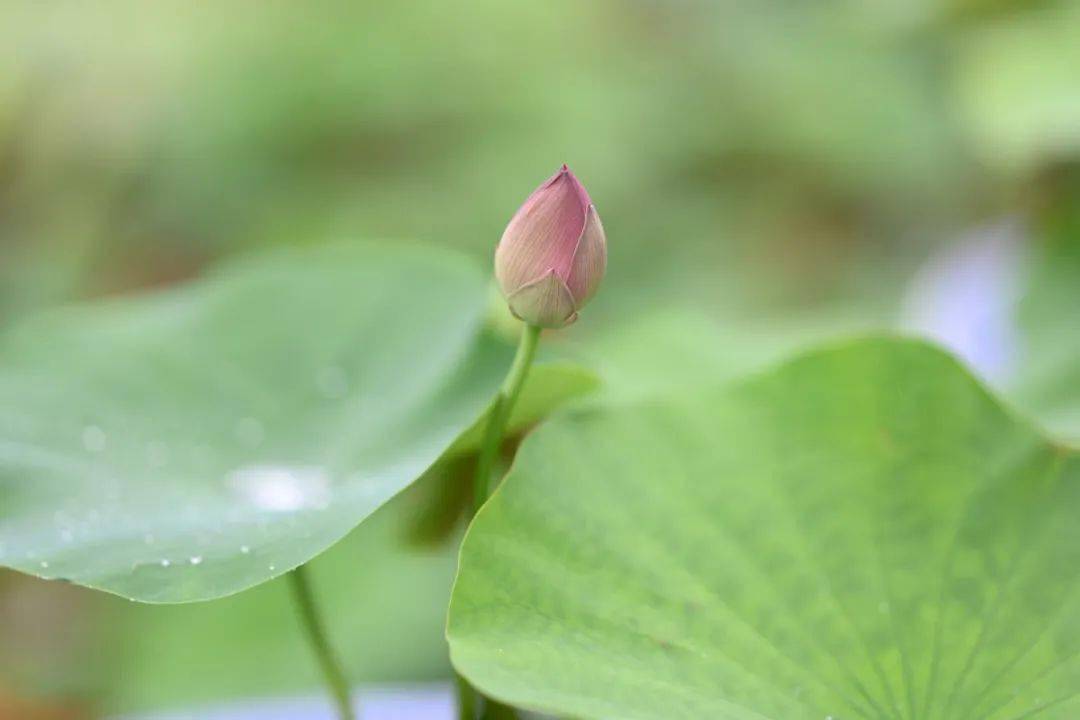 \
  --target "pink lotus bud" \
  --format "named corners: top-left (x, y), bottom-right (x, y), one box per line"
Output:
top-left (494, 165), bottom-right (607, 328)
